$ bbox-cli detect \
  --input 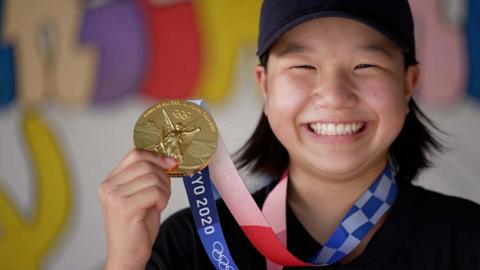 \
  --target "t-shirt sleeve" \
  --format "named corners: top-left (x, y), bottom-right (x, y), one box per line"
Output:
top-left (418, 187), bottom-right (480, 269)
top-left (453, 199), bottom-right (480, 269)
top-left (145, 208), bottom-right (200, 270)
